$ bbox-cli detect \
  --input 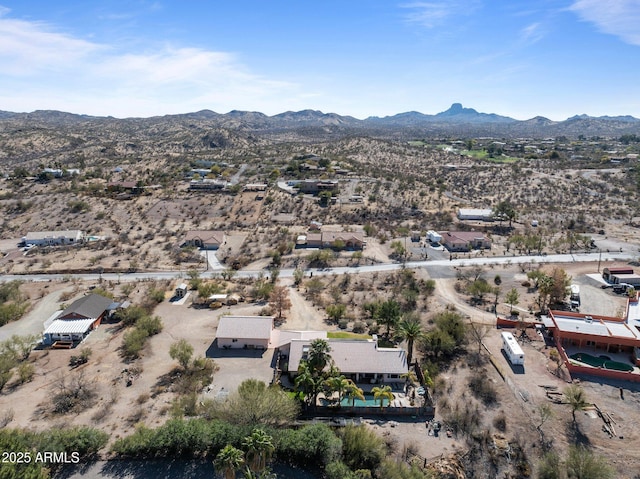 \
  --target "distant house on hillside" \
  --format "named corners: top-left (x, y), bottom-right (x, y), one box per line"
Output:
top-left (22, 230), bottom-right (85, 247)
top-left (457, 208), bottom-right (494, 221)
top-left (182, 230), bottom-right (225, 250)
top-left (106, 181), bottom-right (144, 194)
top-left (305, 231), bottom-right (365, 250)
top-left (296, 179), bottom-right (339, 194)
top-left (441, 231), bottom-right (491, 252)
top-left (189, 179), bottom-right (229, 191)
top-left (243, 183), bottom-right (268, 192)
